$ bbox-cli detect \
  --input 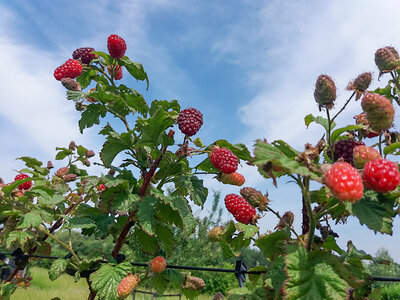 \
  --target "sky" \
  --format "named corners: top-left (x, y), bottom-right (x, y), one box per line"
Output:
top-left (1, 0), bottom-right (400, 262)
